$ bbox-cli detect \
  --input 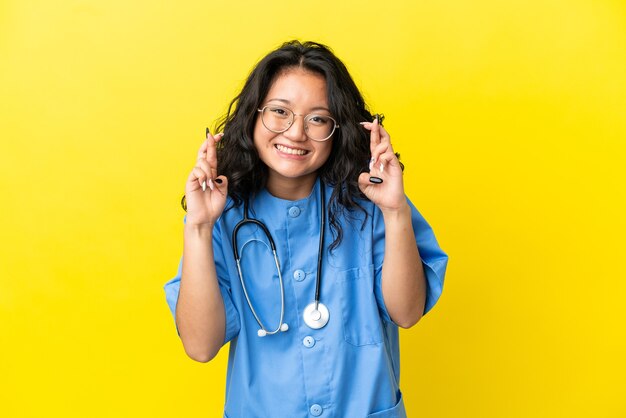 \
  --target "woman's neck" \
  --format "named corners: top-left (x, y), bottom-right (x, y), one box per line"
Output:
top-left (266, 172), bottom-right (318, 201)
